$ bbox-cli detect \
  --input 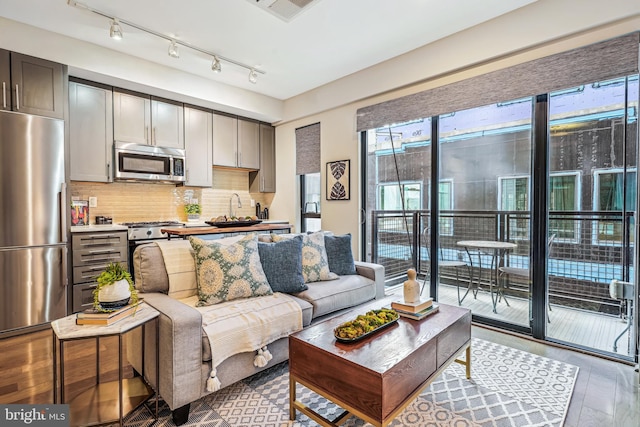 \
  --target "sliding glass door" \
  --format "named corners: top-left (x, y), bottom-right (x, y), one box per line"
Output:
top-left (546, 76), bottom-right (639, 358)
top-left (437, 99), bottom-right (533, 329)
